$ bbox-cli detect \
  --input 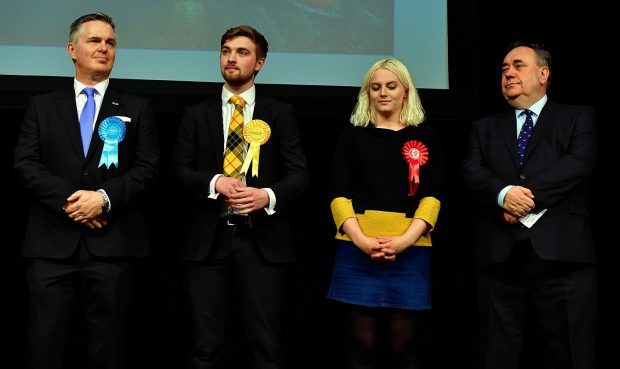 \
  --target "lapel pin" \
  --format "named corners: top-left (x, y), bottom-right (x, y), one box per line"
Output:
top-left (112, 101), bottom-right (120, 106)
